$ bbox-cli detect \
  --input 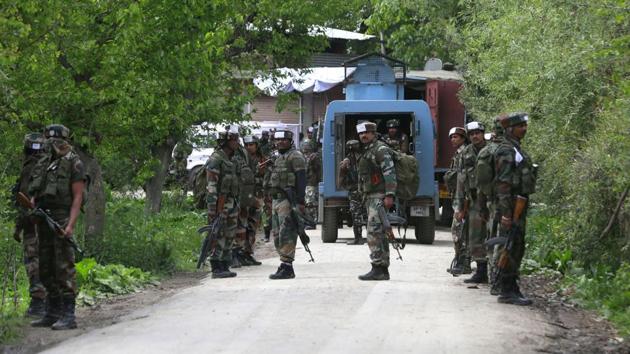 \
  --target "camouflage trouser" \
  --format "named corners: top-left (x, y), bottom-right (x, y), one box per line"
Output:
top-left (450, 216), bottom-right (465, 258)
top-left (37, 211), bottom-right (76, 298)
top-left (234, 202), bottom-right (261, 254)
top-left (466, 195), bottom-right (488, 262)
top-left (366, 197), bottom-right (390, 267)
top-left (487, 203), bottom-right (500, 283)
top-left (305, 185), bottom-right (318, 223)
top-left (19, 217), bottom-right (46, 299)
top-left (263, 194), bottom-right (272, 230)
top-left (496, 212), bottom-right (528, 278)
top-left (272, 196), bottom-right (297, 263)
top-left (209, 197), bottom-right (238, 262)
top-left (348, 190), bottom-right (366, 227)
